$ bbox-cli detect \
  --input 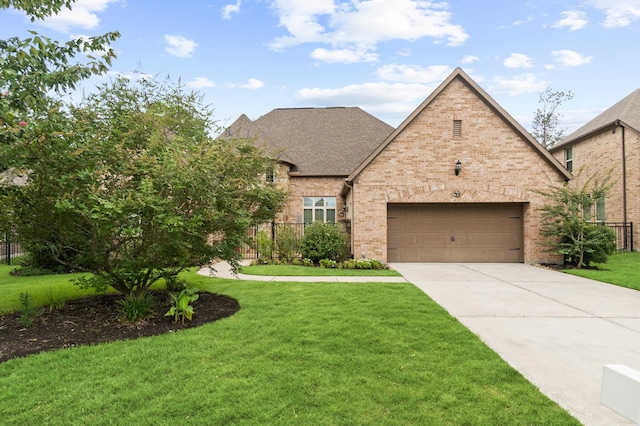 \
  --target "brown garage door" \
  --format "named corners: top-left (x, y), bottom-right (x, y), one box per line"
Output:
top-left (387, 203), bottom-right (523, 262)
